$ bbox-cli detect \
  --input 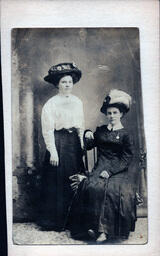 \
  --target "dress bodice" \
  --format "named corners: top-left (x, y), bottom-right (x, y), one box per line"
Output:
top-left (90, 125), bottom-right (133, 177)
